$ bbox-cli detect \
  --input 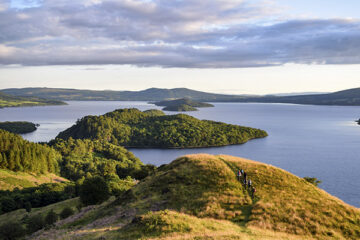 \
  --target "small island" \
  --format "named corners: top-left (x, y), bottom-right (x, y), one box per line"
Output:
top-left (356, 119), bottom-right (360, 125)
top-left (163, 104), bottom-right (198, 112)
top-left (0, 121), bottom-right (39, 134)
top-left (153, 98), bottom-right (214, 112)
top-left (56, 108), bottom-right (268, 148)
